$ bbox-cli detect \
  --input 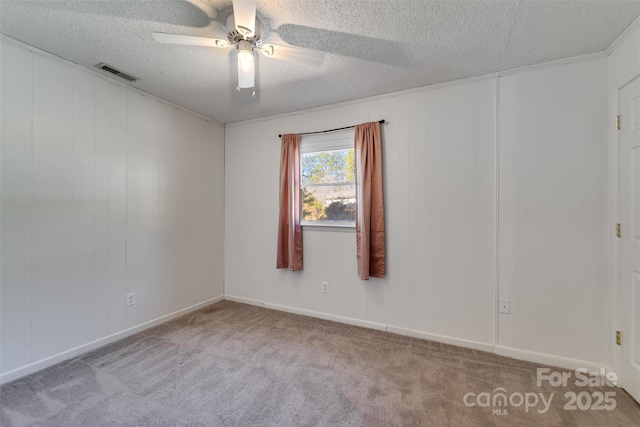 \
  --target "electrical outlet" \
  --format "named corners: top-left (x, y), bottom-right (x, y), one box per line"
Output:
top-left (499, 298), bottom-right (510, 314)
top-left (126, 292), bottom-right (135, 306)
top-left (322, 282), bottom-right (329, 293)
